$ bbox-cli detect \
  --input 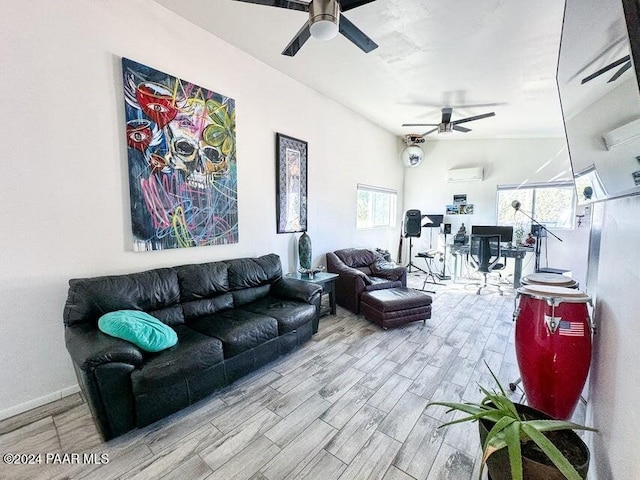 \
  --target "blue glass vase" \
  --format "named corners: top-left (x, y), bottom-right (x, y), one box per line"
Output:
top-left (298, 232), bottom-right (312, 270)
